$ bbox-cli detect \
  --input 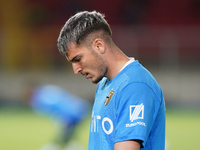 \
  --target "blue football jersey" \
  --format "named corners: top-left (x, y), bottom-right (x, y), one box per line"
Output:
top-left (88, 60), bottom-right (165, 150)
